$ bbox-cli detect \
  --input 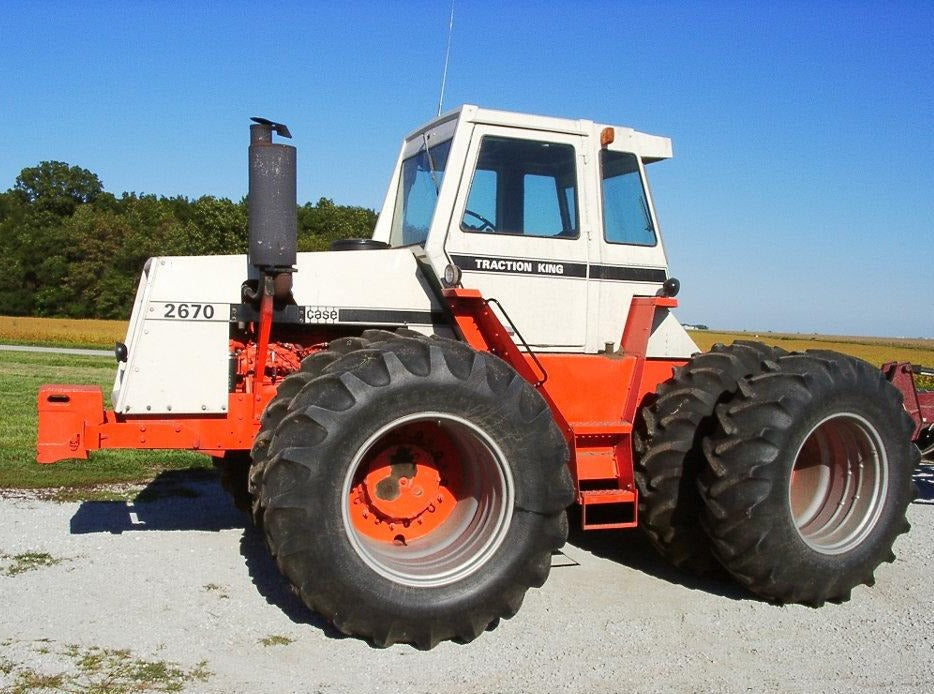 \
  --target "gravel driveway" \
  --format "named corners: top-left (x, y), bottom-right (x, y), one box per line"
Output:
top-left (2, 468), bottom-right (932, 693)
